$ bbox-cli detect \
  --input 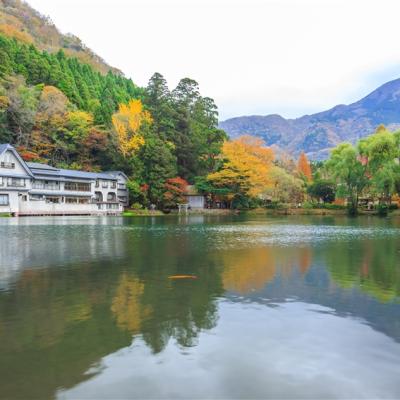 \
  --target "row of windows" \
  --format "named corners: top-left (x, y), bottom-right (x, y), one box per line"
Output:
top-left (0, 194), bottom-right (8, 205)
top-left (27, 195), bottom-right (91, 204)
top-left (0, 178), bottom-right (123, 191)
top-left (0, 161), bottom-right (15, 169)
top-left (64, 182), bottom-right (92, 192)
top-left (0, 193), bottom-right (122, 207)
top-left (0, 177), bottom-right (25, 187)
top-left (95, 180), bottom-right (117, 189)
